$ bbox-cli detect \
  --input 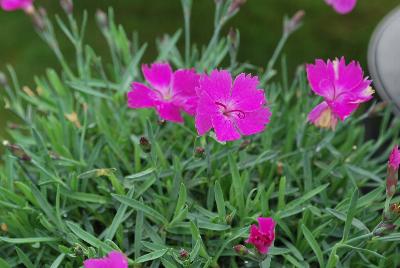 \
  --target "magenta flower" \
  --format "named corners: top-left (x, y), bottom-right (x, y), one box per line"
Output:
top-left (195, 70), bottom-right (271, 142)
top-left (245, 217), bottom-right (276, 254)
top-left (83, 251), bottom-right (128, 268)
top-left (306, 57), bottom-right (374, 130)
top-left (0, 0), bottom-right (33, 11)
top-left (127, 62), bottom-right (200, 123)
top-left (387, 145), bottom-right (400, 198)
top-left (389, 145), bottom-right (400, 171)
top-left (325, 0), bottom-right (357, 14)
